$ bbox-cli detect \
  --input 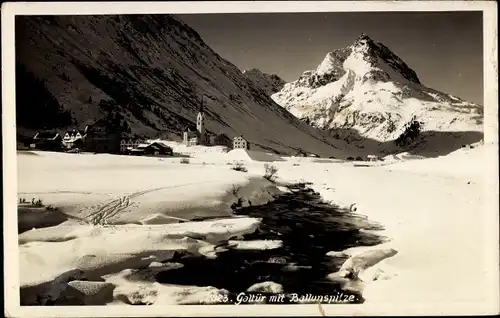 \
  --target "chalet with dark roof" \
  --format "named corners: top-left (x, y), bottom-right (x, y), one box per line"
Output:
top-left (32, 131), bottom-right (63, 151)
top-left (211, 133), bottom-right (232, 149)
